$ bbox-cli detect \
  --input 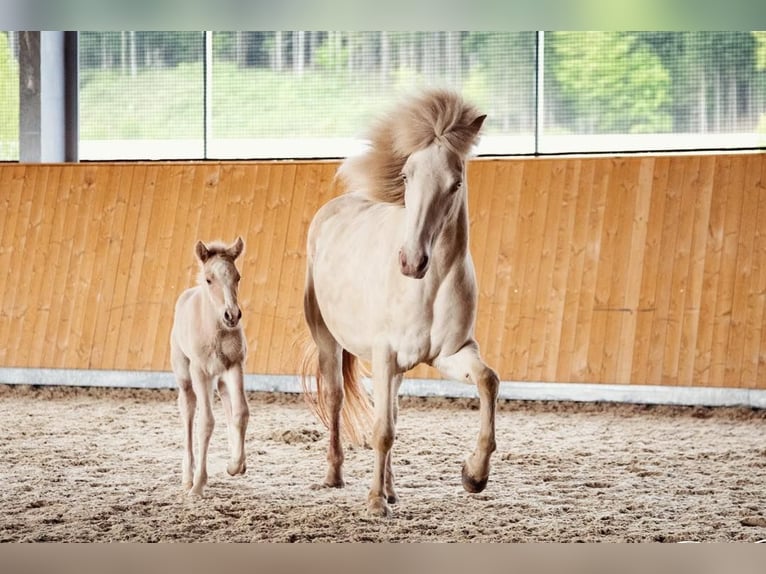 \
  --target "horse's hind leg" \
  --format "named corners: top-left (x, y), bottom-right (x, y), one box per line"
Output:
top-left (218, 364), bottom-right (249, 476)
top-left (316, 339), bottom-right (345, 487)
top-left (434, 342), bottom-right (499, 493)
top-left (305, 275), bottom-right (345, 488)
